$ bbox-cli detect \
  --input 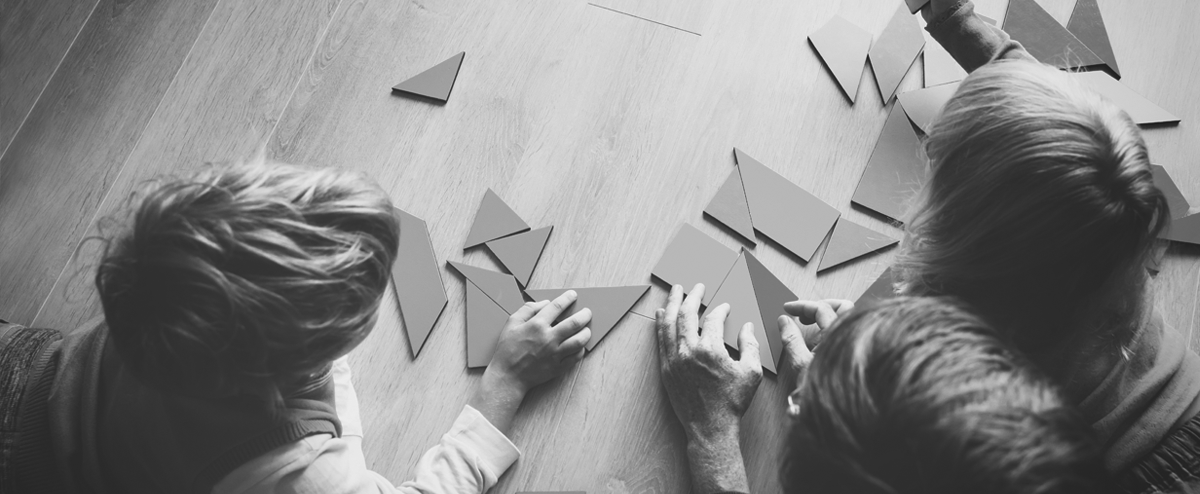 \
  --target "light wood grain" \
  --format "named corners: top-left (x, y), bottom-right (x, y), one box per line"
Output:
top-left (9, 0), bottom-right (1200, 491)
top-left (0, 0), bottom-right (97, 159)
top-left (0, 0), bottom-right (219, 324)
